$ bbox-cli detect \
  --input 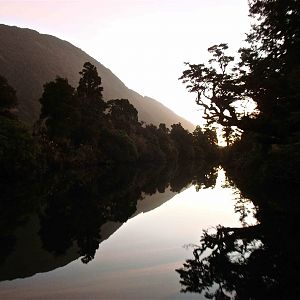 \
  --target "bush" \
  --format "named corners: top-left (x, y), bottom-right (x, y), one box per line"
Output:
top-left (99, 129), bottom-right (138, 163)
top-left (0, 116), bottom-right (41, 178)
